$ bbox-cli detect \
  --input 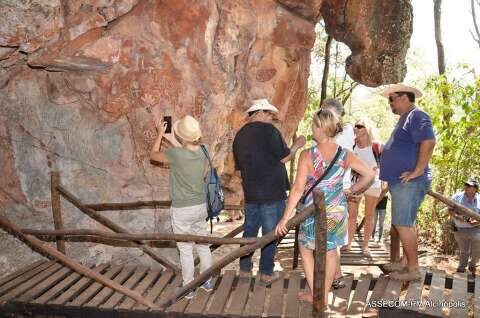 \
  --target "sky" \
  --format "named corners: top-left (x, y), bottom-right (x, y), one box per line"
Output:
top-left (407, 0), bottom-right (480, 78)
top-left (310, 0), bottom-right (480, 98)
